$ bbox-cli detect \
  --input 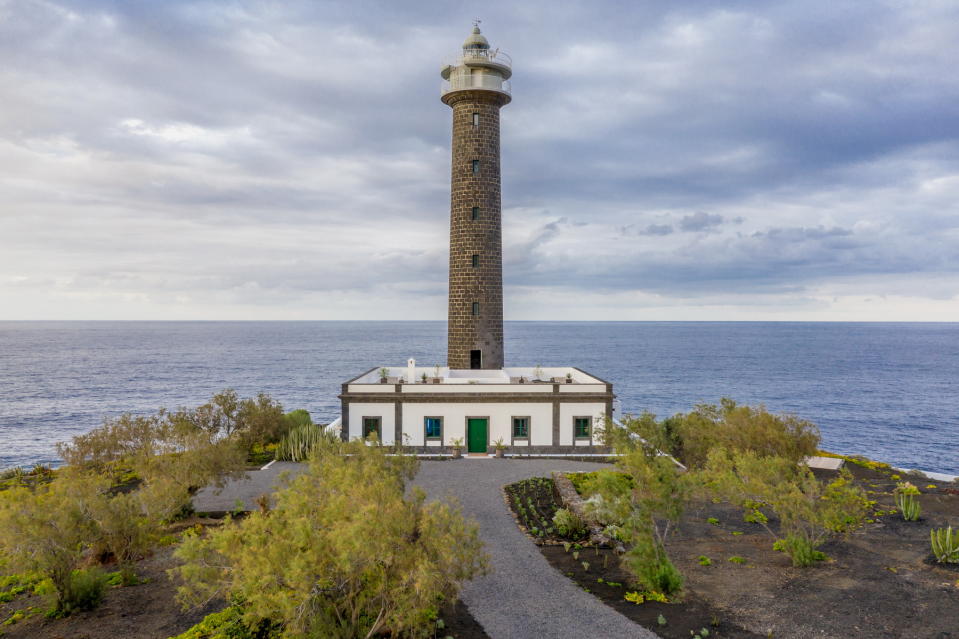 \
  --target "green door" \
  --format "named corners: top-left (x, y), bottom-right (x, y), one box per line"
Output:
top-left (467, 418), bottom-right (488, 453)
